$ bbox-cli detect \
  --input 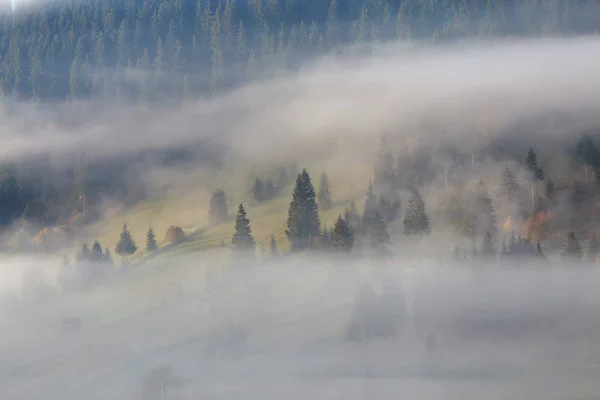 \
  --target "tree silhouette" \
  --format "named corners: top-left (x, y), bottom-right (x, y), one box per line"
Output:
top-left (317, 171), bottom-right (333, 211)
top-left (370, 212), bottom-right (391, 260)
top-left (209, 188), bottom-right (229, 225)
top-left (403, 189), bottom-right (431, 259)
top-left (331, 214), bottom-right (354, 253)
top-left (146, 226), bottom-right (158, 252)
top-left (115, 223), bottom-right (137, 263)
top-left (285, 169), bottom-right (321, 252)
